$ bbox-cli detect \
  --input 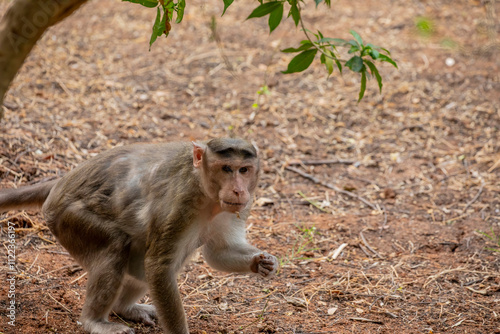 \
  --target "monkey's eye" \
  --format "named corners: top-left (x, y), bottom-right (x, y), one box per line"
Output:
top-left (239, 167), bottom-right (248, 174)
top-left (222, 165), bottom-right (232, 173)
